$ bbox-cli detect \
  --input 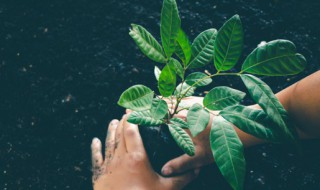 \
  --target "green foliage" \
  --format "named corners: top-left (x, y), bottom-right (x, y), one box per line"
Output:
top-left (214, 15), bottom-right (244, 71)
top-left (129, 24), bottom-right (167, 63)
top-left (175, 28), bottom-right (192, 65)
top-left (210, 117), bottom-right (246, 190)
top-left (119, 0), bottom-right (307, 189)
top-left (161, 0), bottom-right (181, 58)
top-left (118, 85), bottom-right (154, 111)
top-left (158, 63), bottom-right (176, 97)
top-left (241, 40), bottom-right (306, 76)
top-left (188, 29), bottom-right (217, 68)
top-left (128, 111), bottom-right (164, 125)
top-left (187, 103), bottom-right (210, 137)
top-left (185, 72), bottom-right (212, 87)
top-left (240, 74), bottom-right (297, 142)
top-left (203, 86), bottom-right (246, 110)
top-left (168, 123), bottom-right (195, 156)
